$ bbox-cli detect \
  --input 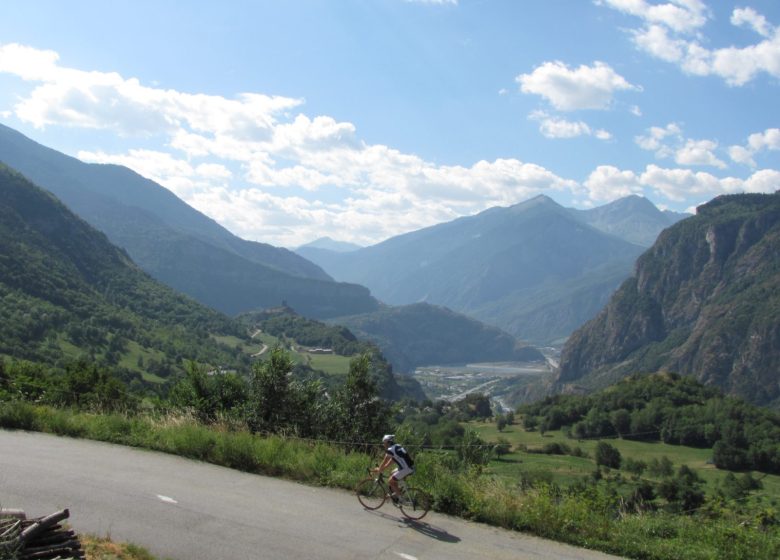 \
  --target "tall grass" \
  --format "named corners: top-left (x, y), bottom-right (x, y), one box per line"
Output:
top-left (2, 401), bottom-right (778, 560)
